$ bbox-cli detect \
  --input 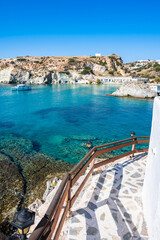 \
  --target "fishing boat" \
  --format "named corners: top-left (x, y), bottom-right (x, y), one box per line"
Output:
top-left (12, 84), bottom-right (32, 91)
